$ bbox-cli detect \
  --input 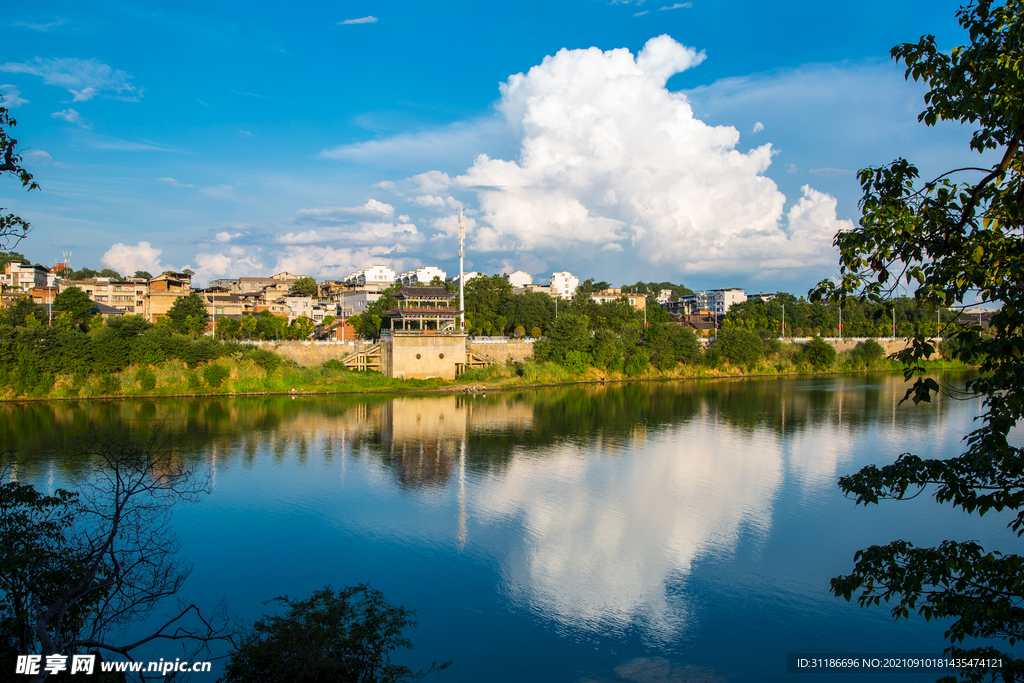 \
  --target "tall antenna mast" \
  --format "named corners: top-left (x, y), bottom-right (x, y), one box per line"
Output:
top-left (458, 210), bottom-right (466, 332)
